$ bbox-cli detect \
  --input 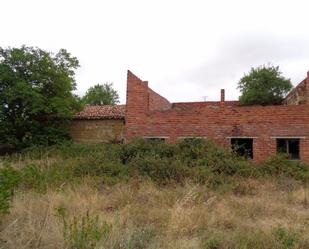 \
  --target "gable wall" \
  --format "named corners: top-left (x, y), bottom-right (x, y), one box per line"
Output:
top-left (284, 71), bottom-right (309, 105)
